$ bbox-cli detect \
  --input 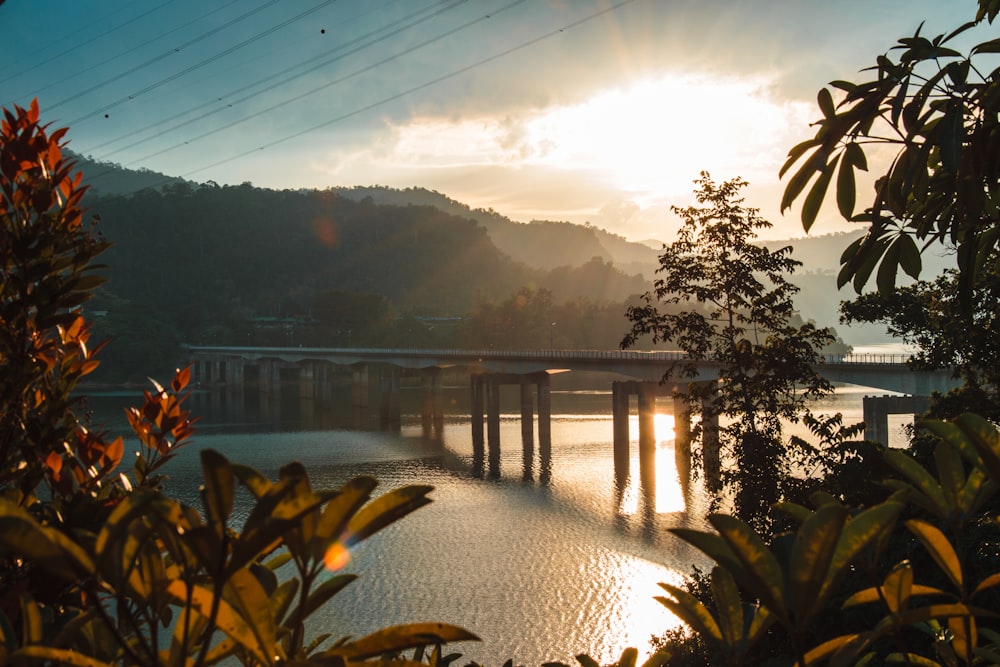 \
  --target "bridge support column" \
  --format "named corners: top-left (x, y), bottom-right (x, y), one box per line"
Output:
top-left (229, 357), bottom-right (245, 389)
top-left (537, 372), bottom-right (552, 483)
top-left (421, 368), bottom-right (442, 438)
top-left (612, 382), bottom-right (631, 486)
top-left (471, 374), bottom-right (485, 477)
top-left (259, 359), bottom-right (281, 397)
top-left (863, 395), bottom-right (930, 447)
top-left (702, 383), bottom-right (721, 492)
top-left (379, 366), bottom-right (401, 430)
top-left (351, 365), bottom-right (369, 409)
top-left (674, 396), bottom-right (691, 496)
top-left (638, 383), bottom-right (657, 498)
top-left (299, 363), bottom-right (315, 401)
top-left (520, 377), bottom-right (535, 480)
top-left (486, 376), bottom-right (501, 478)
